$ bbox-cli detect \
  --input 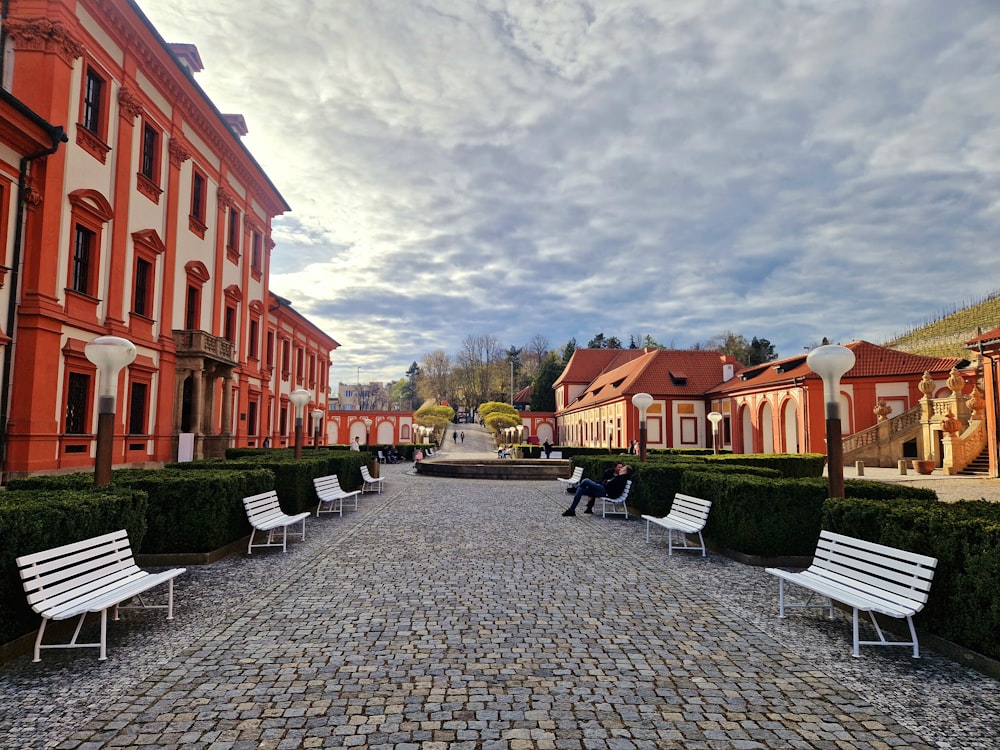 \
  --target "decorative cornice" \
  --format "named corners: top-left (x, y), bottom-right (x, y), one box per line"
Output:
top-left (168, 137), bottom-right (191, 167)
top-left (4, 17), bottom-right (85, 63)
top-left (117, 87), bottom-right (144, 121)
top-left (217, 186), bottom-right (235, 208)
